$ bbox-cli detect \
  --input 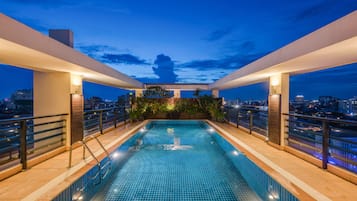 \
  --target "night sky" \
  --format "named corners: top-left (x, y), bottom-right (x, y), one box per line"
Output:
top-left (1, 0), bottom-right (357, 100)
